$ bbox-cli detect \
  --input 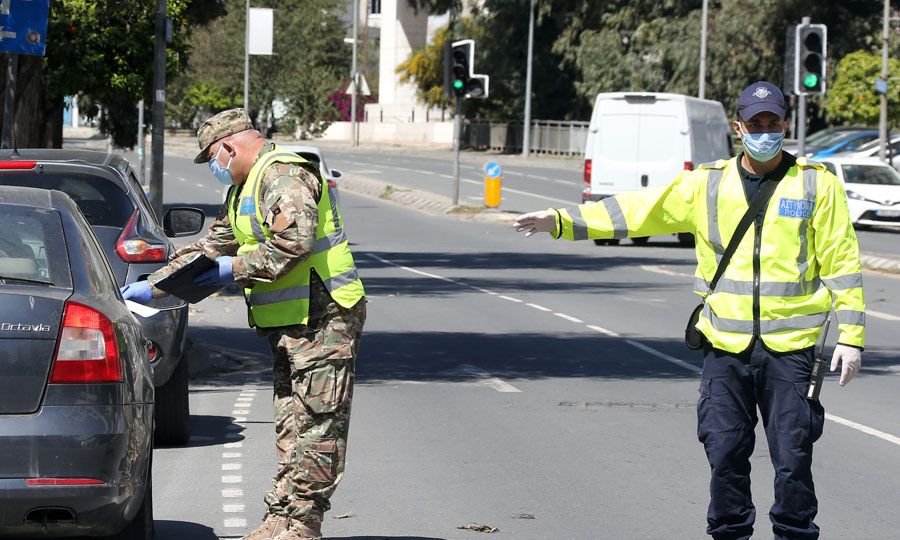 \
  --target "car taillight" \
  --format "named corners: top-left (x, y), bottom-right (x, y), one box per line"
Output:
top-left (327, 179), bottom-right (336, 189)
top-left (115, 210), bottom-right (166, 263)
top-left (0, 160), bottom-right (37, 169)
top-left (583, 159), bottom-right (592, 186)
top-left (49, 302), bottom-right (122, 384)
top-left (684, 161), bottom-right (694, 170)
